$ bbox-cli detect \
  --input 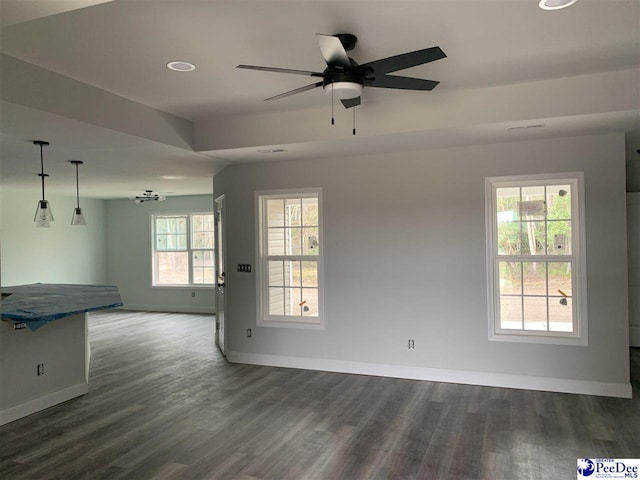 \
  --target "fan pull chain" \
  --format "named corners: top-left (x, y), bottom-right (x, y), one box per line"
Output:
top-left (331, 83), bottom-right (335, 125)
top-left (352, 106), bottom-right (356, 136)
